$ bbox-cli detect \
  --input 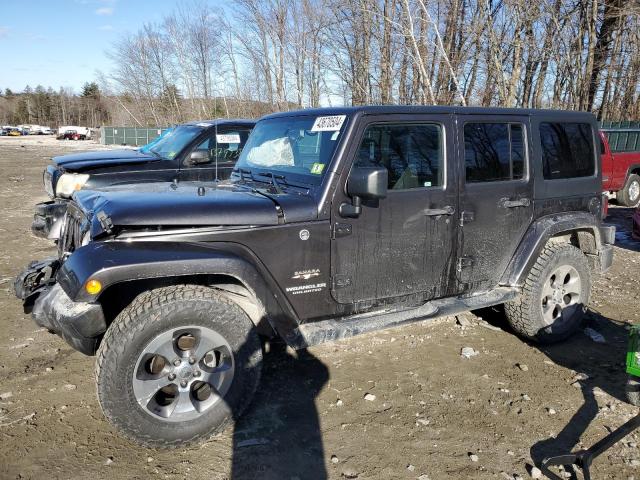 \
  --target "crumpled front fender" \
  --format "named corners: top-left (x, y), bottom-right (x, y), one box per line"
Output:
top-left (57, 240), bottom-right (300, 340)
